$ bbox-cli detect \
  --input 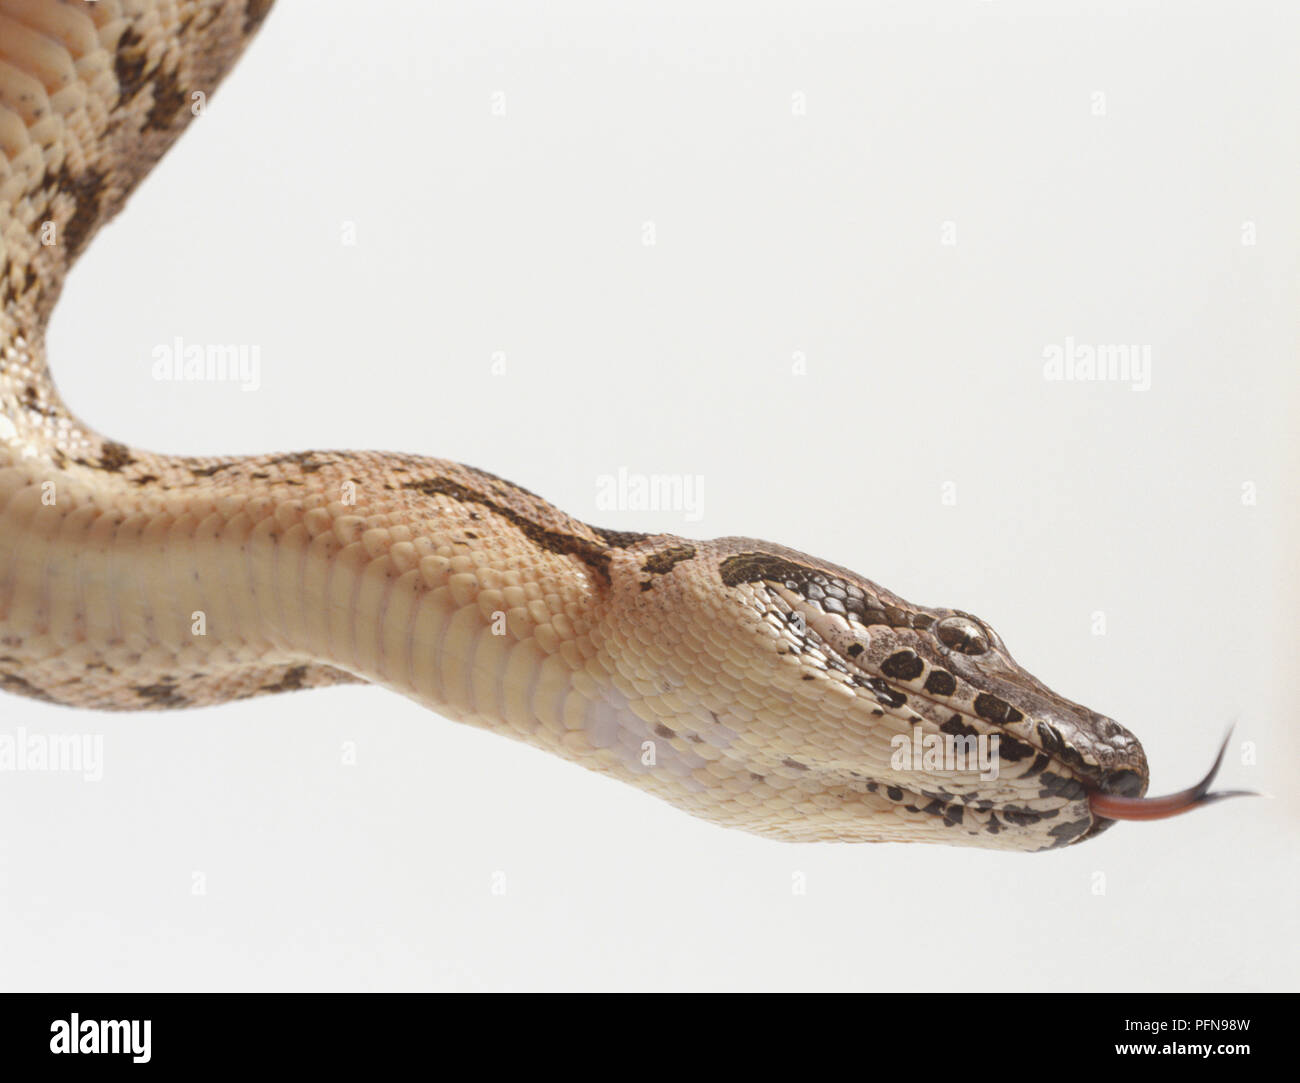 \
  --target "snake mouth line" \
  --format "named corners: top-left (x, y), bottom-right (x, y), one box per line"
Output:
top-left (848, 770), bottom-right (1098, 848)
top-left (1086, 727), bottom-right (1258, 823)
top-left (853, 711), bottom-right (1251, 845)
